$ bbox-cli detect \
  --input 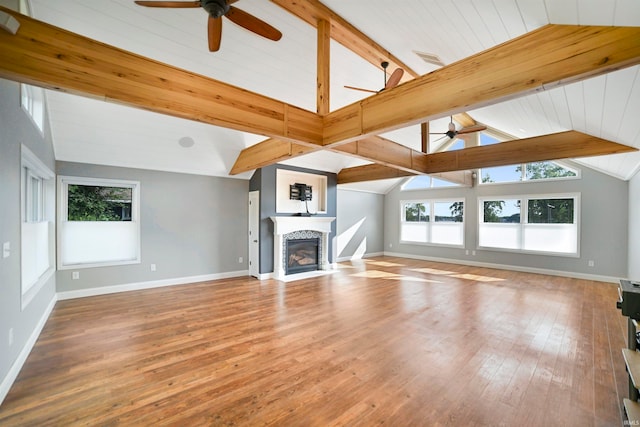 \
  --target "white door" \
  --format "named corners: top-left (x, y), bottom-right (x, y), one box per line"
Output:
top-left (248, 191), bottom-right (260, 277)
